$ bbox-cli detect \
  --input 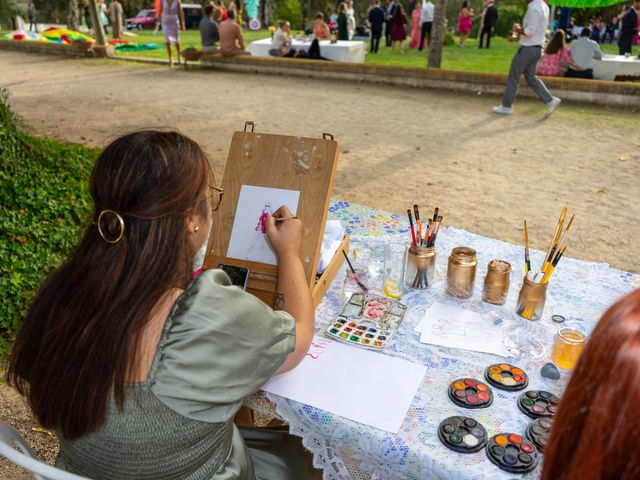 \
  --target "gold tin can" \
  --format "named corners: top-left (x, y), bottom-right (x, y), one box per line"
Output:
top-left (446, 247), bottom-right (477, 299)
top-left (516, 277), bottom-right (548, 321)
top-left (405, 245), bottom-right (436, 289)
top-left (482, 260), bottom-right (511, 305)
